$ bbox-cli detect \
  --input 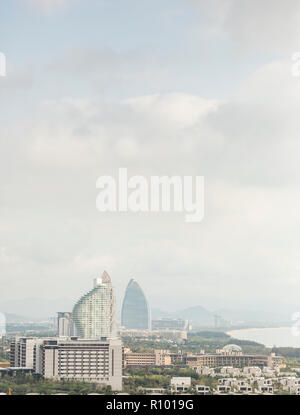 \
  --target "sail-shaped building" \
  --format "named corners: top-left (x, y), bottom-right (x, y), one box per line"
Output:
top-left (121, 279), bottom-right (151, 330)
top-left (72, 271), bottom-right (116, 339)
